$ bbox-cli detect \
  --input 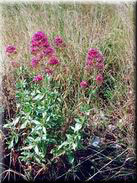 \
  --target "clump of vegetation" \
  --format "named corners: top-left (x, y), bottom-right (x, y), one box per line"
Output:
top-left (4, 30), bottom-right (105, 168)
